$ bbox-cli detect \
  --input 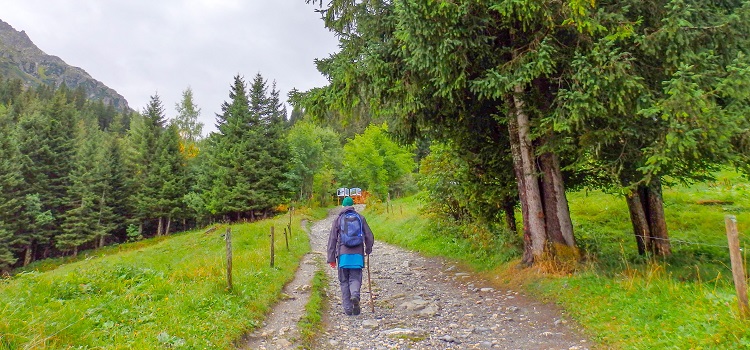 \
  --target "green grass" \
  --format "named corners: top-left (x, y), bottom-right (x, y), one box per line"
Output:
top-left (364, 172), bottom-right (750, 349)
top-left (537, 171), bottom-right (750, 349)
top-left (297, 264), bottom-right (328, 349)
top-left (364, 197), bottom-right (519, 271)
top-left (0, 210), bottom-right (320, 349)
